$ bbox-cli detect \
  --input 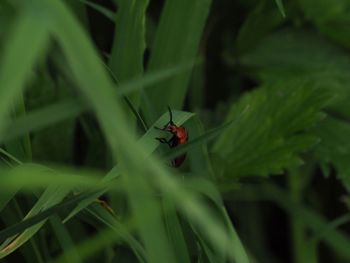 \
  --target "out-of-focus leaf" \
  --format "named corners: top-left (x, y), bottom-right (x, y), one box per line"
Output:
top-left (237, 0), bottom-right (284, 53)
top-left (78, 0), bottom-right (115, 22)
top-left (0, 11), bottom-right (49, 135)
top-left (241, 30), bottom-right (350, 117)
top-left (299, 0), bottom-right (350, 48)
top-left (274, 0), bottom-right (286, 17)
top-left (212, 79), bottom-right (329, 179)
top-left (313, 116), bottom-right (350, 187)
